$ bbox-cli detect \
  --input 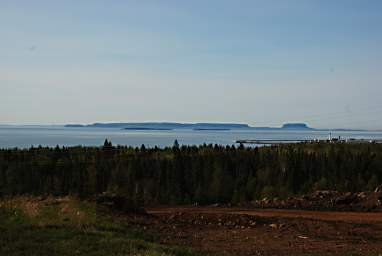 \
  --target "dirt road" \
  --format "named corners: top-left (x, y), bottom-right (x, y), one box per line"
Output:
top-left (148, 206), bottom-right (382, 223)
top-left (142, 206), bottom-right (382, 255)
